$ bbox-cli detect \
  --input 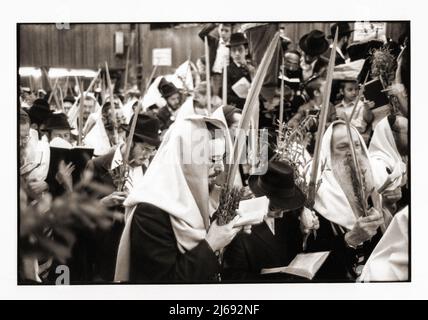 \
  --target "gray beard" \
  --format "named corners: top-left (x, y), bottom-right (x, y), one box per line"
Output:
top-left (332, 154), bottom-right (374, 217)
